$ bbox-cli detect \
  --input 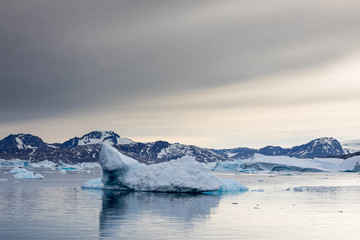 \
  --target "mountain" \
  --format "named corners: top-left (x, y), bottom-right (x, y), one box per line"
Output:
top-left (214, 147), bottom-right (257, 160)
top-left (214, 137), bottom-right (345, 159)
top-left (0, 134), bottom-right (52, 160)
top-left (0, 131), bottom-right (228, 164)
top-left (0, 132), bottom-right (353, 164)
top-left (116, 141), bottom-right (228, 164)
top-left (341, 139), bottom-right (360, 154)
top-left (286, 137), bottom-right (345, 158)
top-left (60, 131), bottom-right (133, 148)
top-left (0, 134), bottom-right (49, 151)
